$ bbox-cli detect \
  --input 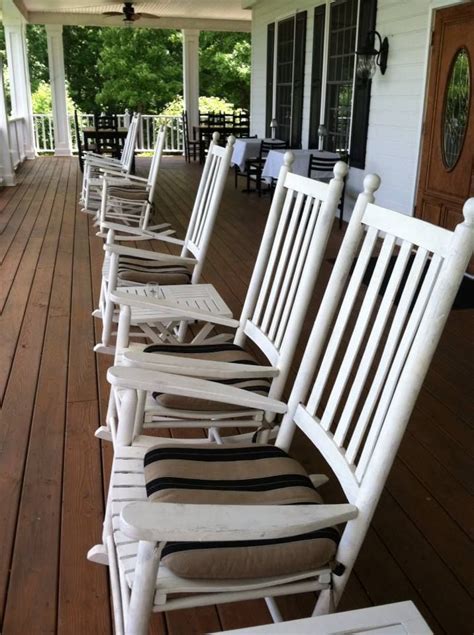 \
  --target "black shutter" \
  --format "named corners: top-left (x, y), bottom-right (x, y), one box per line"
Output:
top-left (308, 5), bottom-right (326, 148)
top-left (265, 23), bottom-right (275, 138)
top-left (290, 11), bottom-right (307, 148)
top-left (349, 0), bottom-right (377, 168)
